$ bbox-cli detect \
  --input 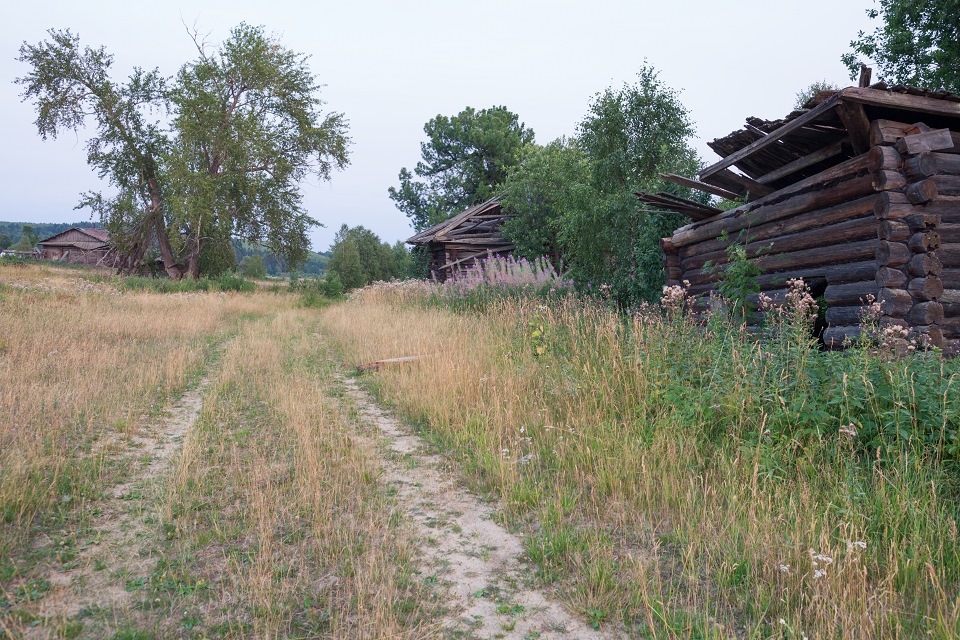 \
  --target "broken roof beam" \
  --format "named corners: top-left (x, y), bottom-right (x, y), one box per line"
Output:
top-left (708, 168), bottom-right (775, 199)
top-left (839, 86), bottom-right (960, 119)
top-left (756, 139), bottom-right (847, 185)
top-left (699, 93), bottom-right (841, 180)
top-left (661, 173), bottom-right (740, 200)
top-left (835, 102), bottom-right (872, 154)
